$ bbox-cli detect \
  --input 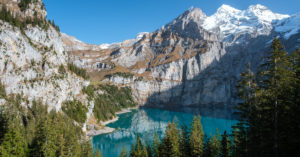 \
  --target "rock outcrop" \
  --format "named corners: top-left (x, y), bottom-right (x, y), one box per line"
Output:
top-left (0, 0), bottom-right (98, 131)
